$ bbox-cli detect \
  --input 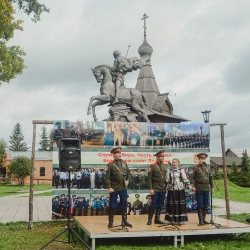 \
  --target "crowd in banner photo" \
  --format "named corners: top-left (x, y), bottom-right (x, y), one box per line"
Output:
top-left (52, 120), bottom-right (210, 149)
